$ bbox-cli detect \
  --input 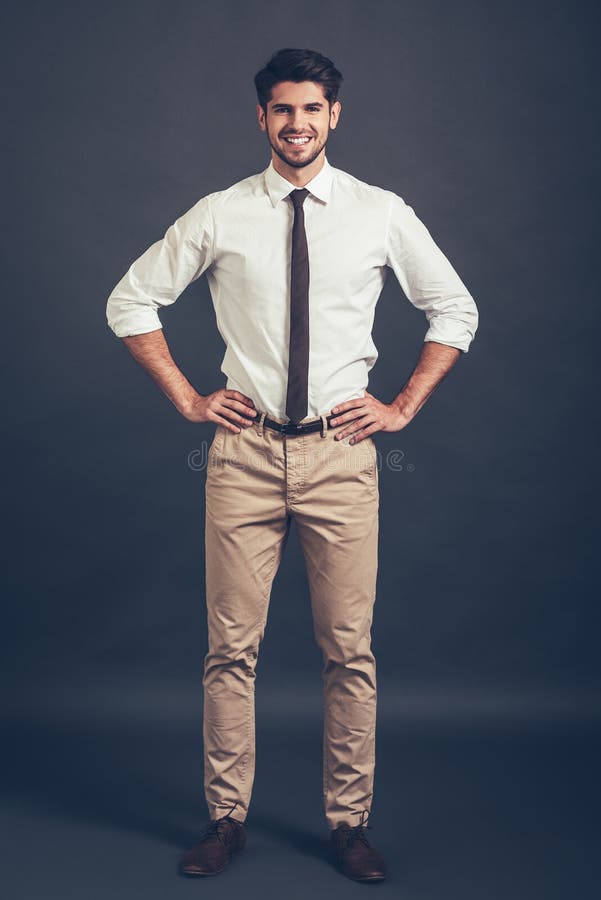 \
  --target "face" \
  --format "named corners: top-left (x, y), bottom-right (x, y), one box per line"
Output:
top-left (256, 81), bottom-right (341, 170)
